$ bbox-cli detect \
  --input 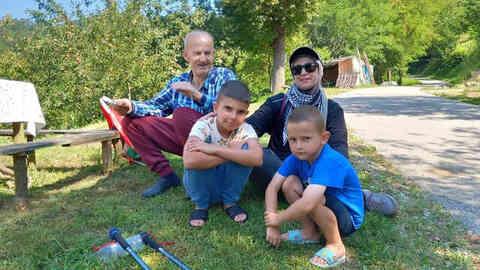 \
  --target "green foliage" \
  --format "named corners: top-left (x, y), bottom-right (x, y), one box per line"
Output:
top-left (409, 0), bottom-right (480, 83)
top-left (220, 0), bottom-right (317, 49)
top-left (309, 0), bottom-right (444, 83)
top-left (189, 4), bottom-right (273, 96)
top-left (0, 16), bottom-right (33, 53)
top-left (0, 0), bottom-right (279, 127)
top-left (220, 0), bottom-right (318, 92)
top-left (401, 76), bottom-right (421, 86)
top-left (0, 1), bottom-right (205, 128)
top-left (309, 0), bottom-right (391, 59)
top-left (0, 0), bottom-right (477, 127)
top-left (464, 0), bottom-right (480, 40)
